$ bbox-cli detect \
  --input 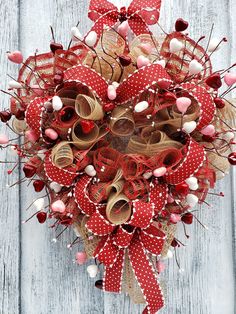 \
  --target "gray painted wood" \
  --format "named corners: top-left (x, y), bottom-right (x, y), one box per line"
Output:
top-left (0, 0), bottom-right (235, 313)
